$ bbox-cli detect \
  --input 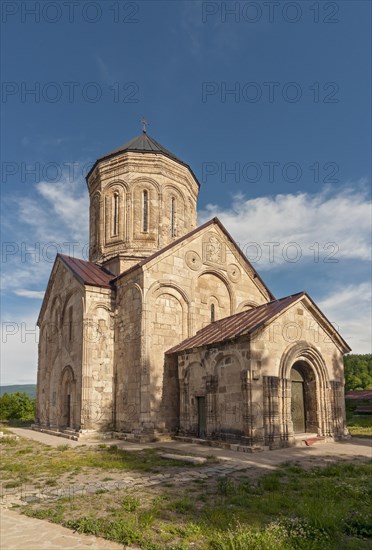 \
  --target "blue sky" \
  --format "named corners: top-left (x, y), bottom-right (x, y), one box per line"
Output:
top-left (1, 0), bottom-right (371, 384)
